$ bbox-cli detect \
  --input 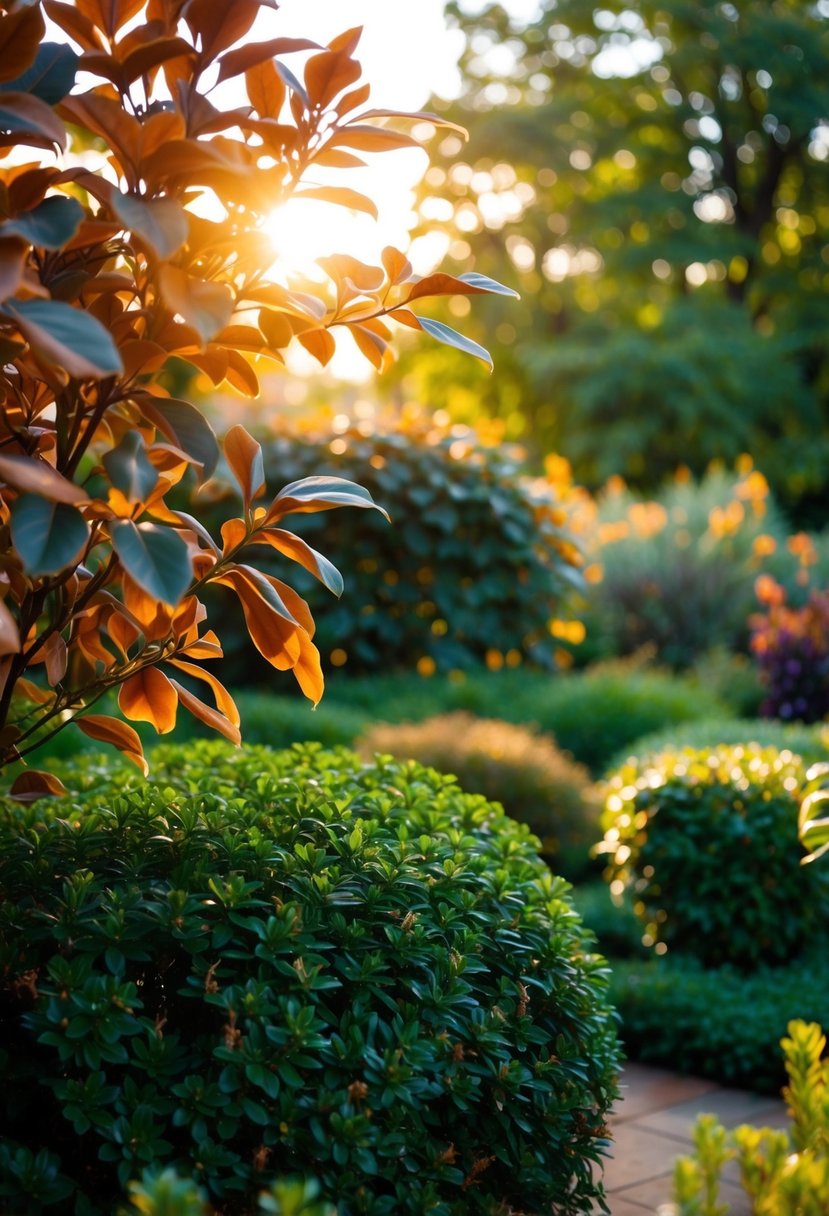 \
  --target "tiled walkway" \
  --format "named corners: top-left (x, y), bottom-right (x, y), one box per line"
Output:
top-left (597, 1062), bottom-right (789, 1214)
